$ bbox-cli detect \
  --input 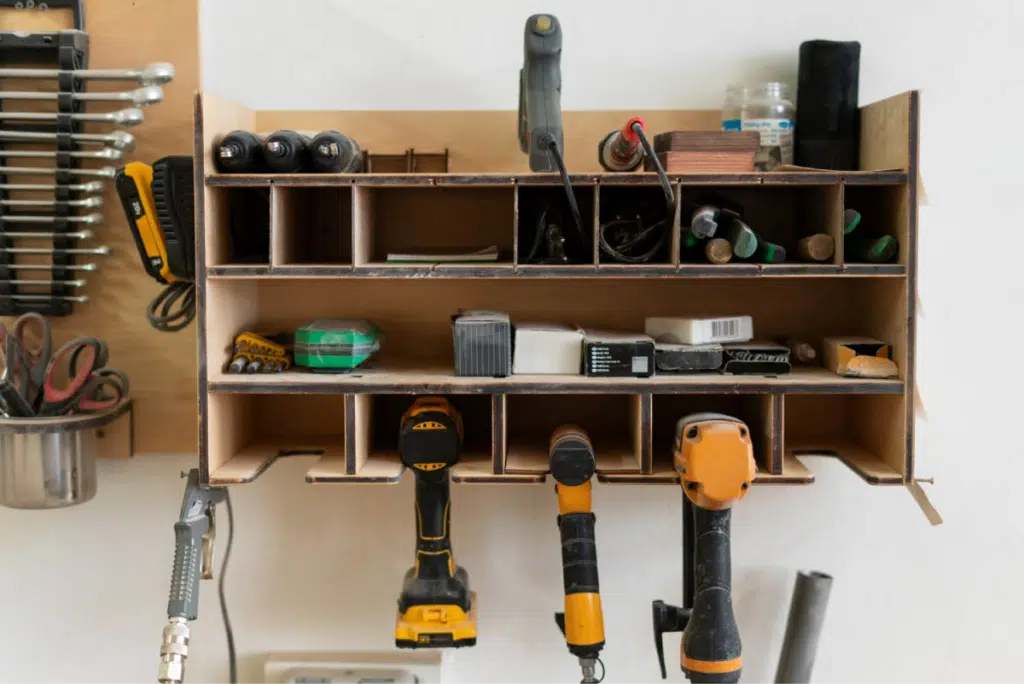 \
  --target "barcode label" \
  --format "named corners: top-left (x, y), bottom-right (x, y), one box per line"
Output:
top-left (712, 319), bottom-right (739, 339)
